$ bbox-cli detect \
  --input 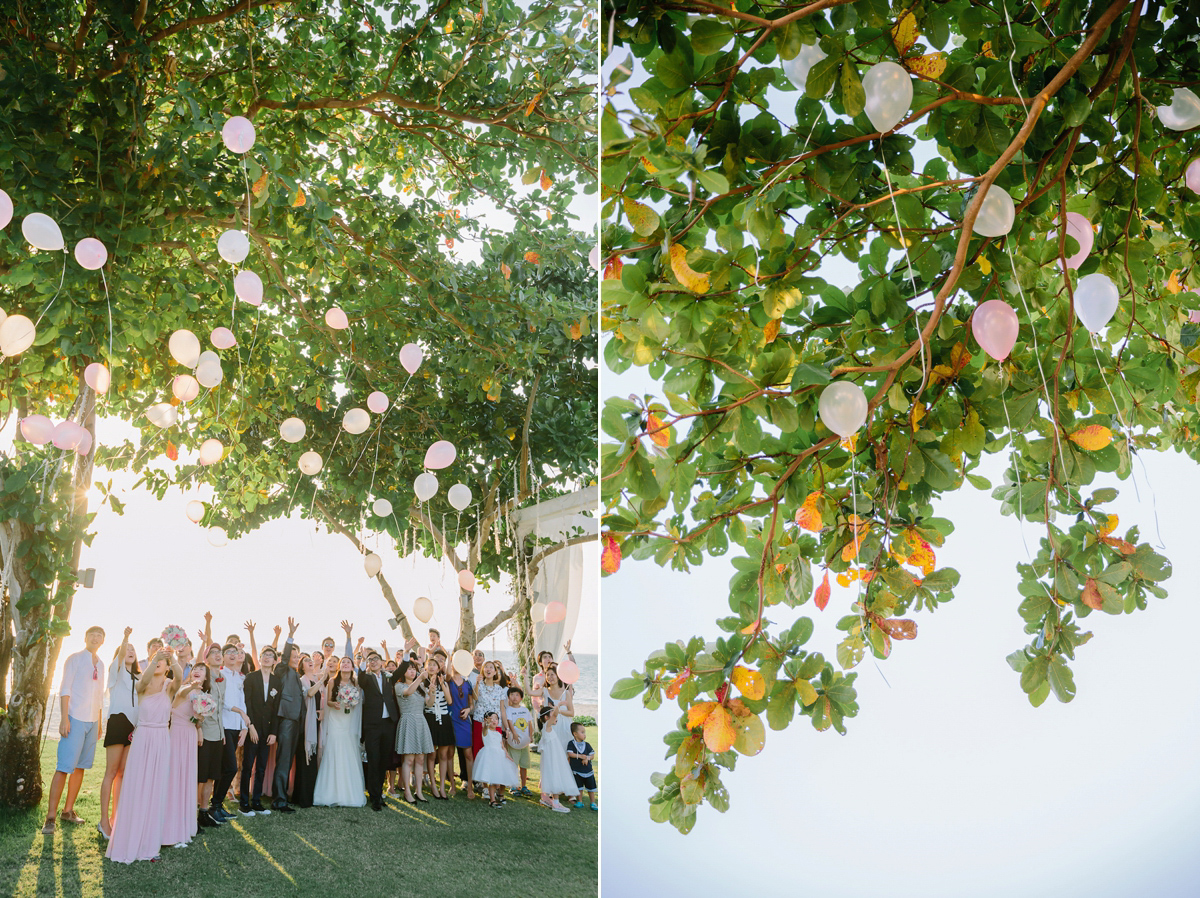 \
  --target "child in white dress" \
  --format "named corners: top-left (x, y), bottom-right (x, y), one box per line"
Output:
top-left (471, 711), bottom-right (519, 808)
